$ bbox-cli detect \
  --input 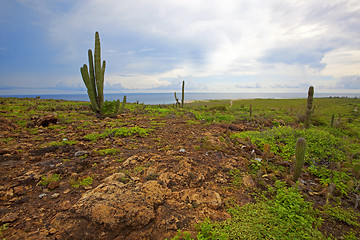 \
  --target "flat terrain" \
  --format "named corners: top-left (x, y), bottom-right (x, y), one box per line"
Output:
top-left (0, 97), bottom-right (359, 239)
